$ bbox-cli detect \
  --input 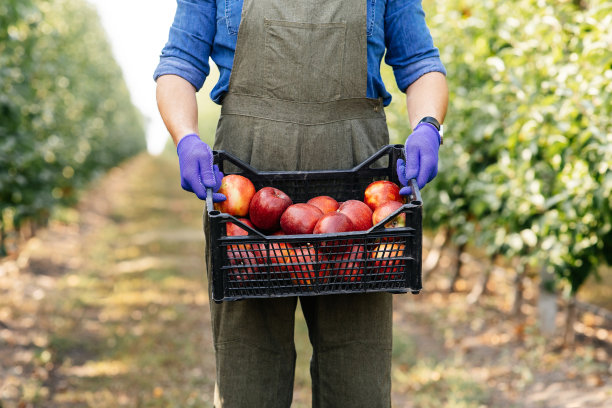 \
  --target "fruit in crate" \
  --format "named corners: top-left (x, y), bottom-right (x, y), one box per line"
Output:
top-left (226, 218), bottom-right (256, 254)
top-left (337, 200), bottom-right (373, 231)
top-left (249, 187), bottom-right (293, 231)
top-left (323, 244), bottom-right (365, 282)
top-left (363, 180), bottom-right (403, 211)
top-left (372, 201), bottom-right (406, 228)
top-left (313, 212), bottom-right (355, 235)
top-left (285, 245), bottom-right (317, 286)
top-left (252, 231), bottom-right (291, 274)
top-left (371, 242), bottom-right (405, 280)
top-left (280, 203), bottom-right (324, 235)
top-left (307, 195), bottom-right (340, 214)
top-left (214, 174), bottom-right (256, 217)
top-left (313, 212), bottom-right (355, 254)
top-left (227, 246), bottom-right (259, 282)
top-left (226, 218), bottom-right (256, 236)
